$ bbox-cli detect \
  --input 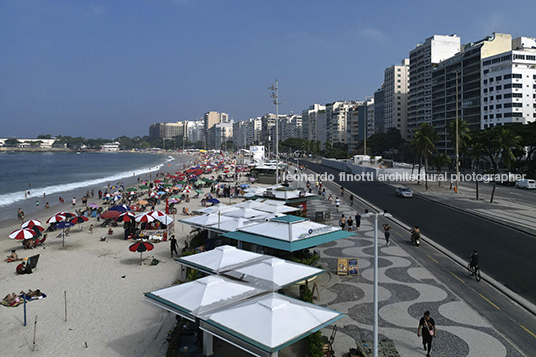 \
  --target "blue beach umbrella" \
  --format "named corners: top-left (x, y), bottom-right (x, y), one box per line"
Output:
top-left (207, 198), bottom-right (220, 204)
